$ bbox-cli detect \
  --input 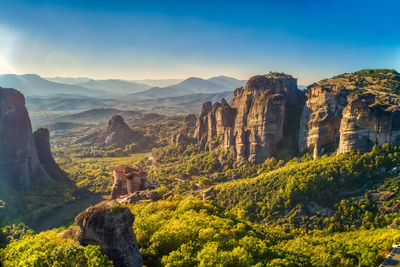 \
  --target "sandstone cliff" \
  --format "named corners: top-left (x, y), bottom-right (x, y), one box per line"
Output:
top-left (194, 73), bottom-right (304, 163)
top-left (299, 69), bottom-right (400, 158)
top-left (298, 86), bottom-right (347, 158)
top-left (0, 88), bottom-right (50, 191)
top-left (338, 94), bottom-right (400, 153)
top-left (33, 128), bottom-right (68, 181)
top-left (193, 69), bottom-right (400, 161)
